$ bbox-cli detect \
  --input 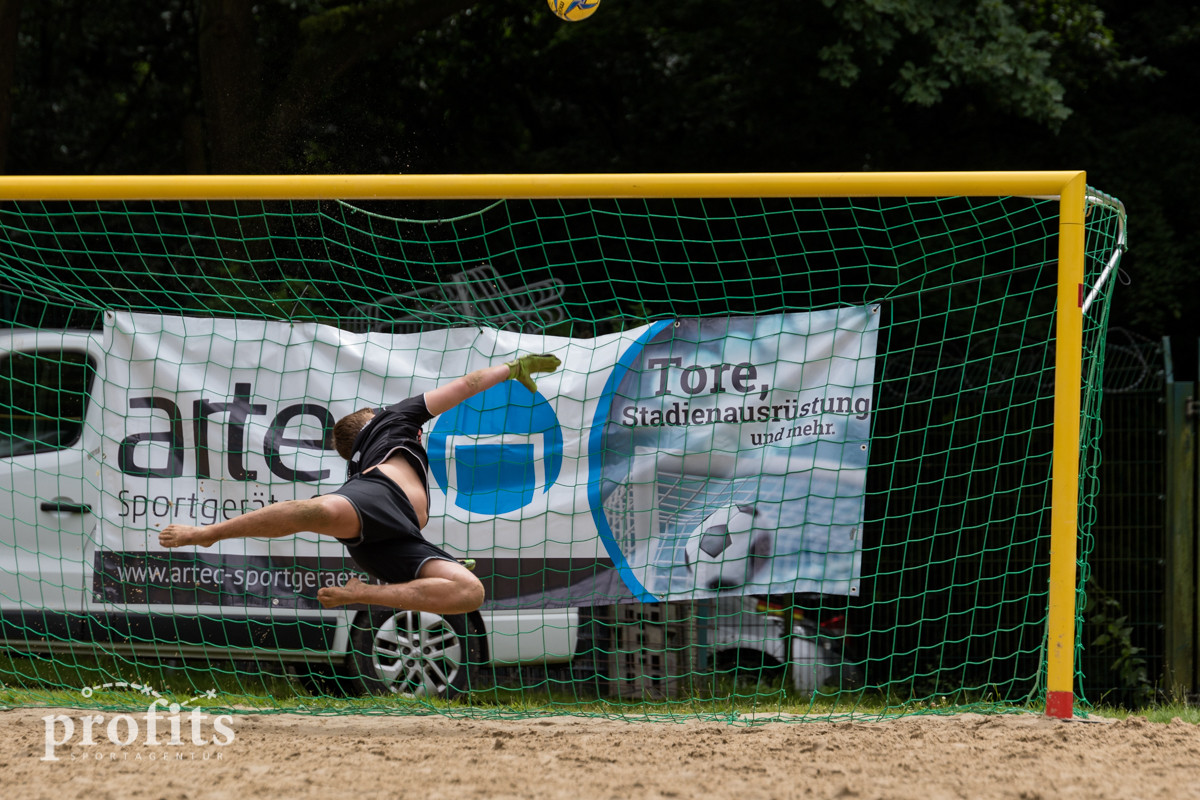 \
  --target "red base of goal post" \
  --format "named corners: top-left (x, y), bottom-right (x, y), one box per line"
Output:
top-left (1045, 691), bottom-right (1073, 720)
